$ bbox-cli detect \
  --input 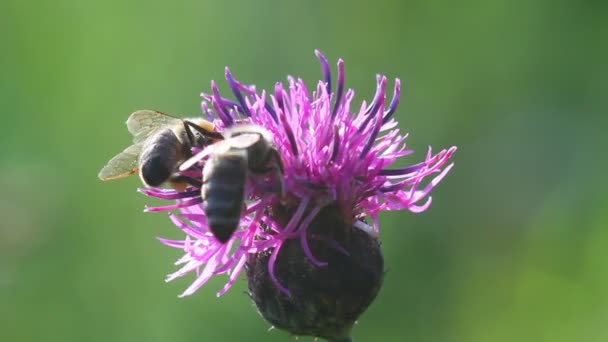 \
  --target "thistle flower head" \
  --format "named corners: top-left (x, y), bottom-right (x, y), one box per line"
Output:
top-left (141, 50), bottom-right (456, 340)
